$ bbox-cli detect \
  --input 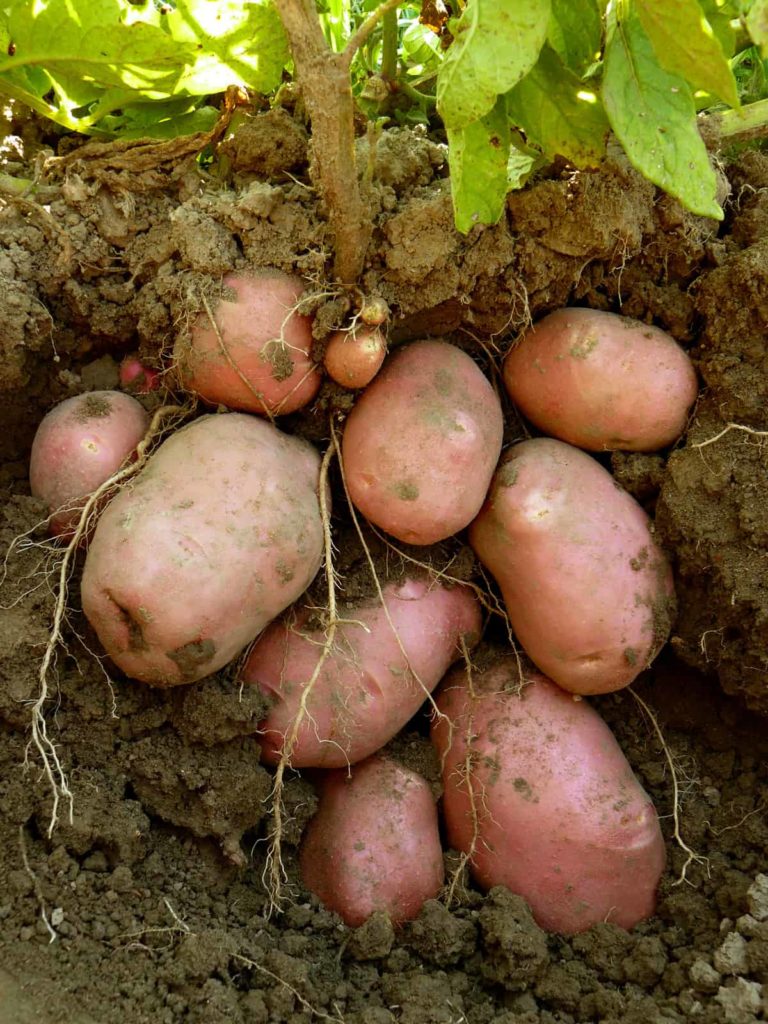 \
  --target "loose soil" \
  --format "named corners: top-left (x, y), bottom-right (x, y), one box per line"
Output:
top-left (1, 107), bottom-right (768, 1024)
